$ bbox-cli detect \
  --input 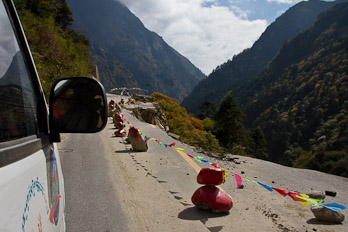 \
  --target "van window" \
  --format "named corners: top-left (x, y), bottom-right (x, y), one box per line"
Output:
top-left (0, 1), bottom-right (39, 142)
